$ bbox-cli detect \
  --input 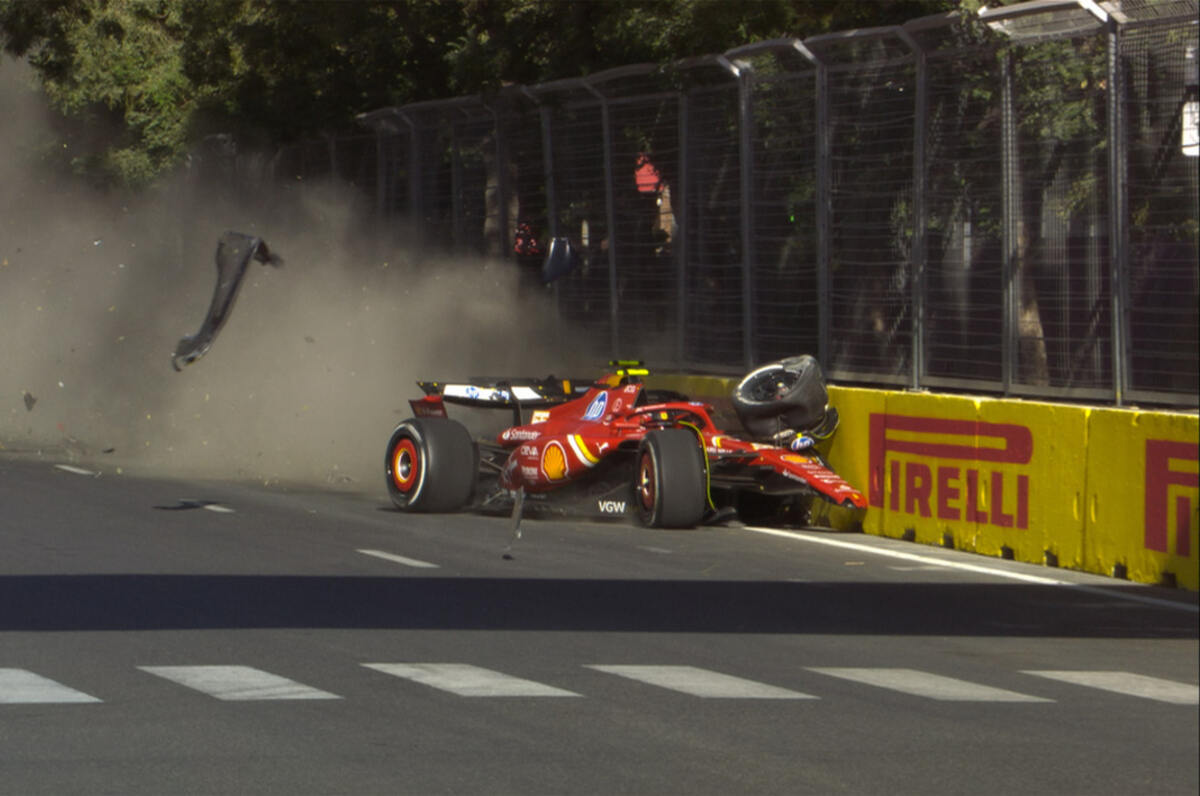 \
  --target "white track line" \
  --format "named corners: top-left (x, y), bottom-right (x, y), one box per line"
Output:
top-left (742, 526), bottom-right (1198, 614)
top-left (139, 666), bottom-right (339, 701)
top-left (0, 669), bottom-right (101, 704)
top-left (364, 663), bottom-right (579, 697)
top-left (808, 667), bottom-right (1050, 702)
top-left (588, 665), bottom-right (815, 699)
top-left (1023, 671), bottom-right (1199, 705)
top-left (357, 549), bottom-right (439, 569)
